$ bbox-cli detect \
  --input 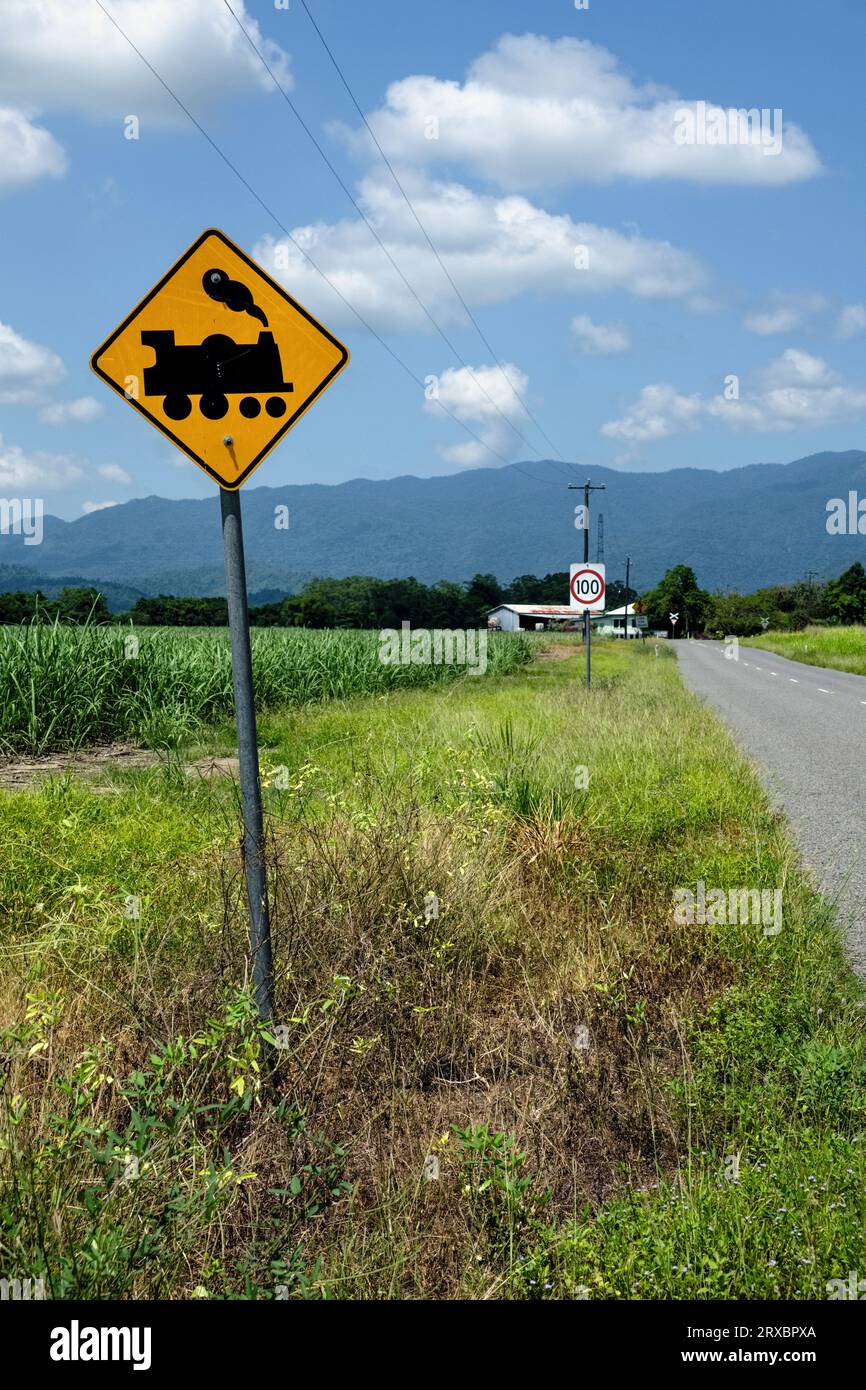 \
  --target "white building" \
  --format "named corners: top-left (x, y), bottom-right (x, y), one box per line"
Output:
top-left (591, 603), bottom-right (641, 638)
